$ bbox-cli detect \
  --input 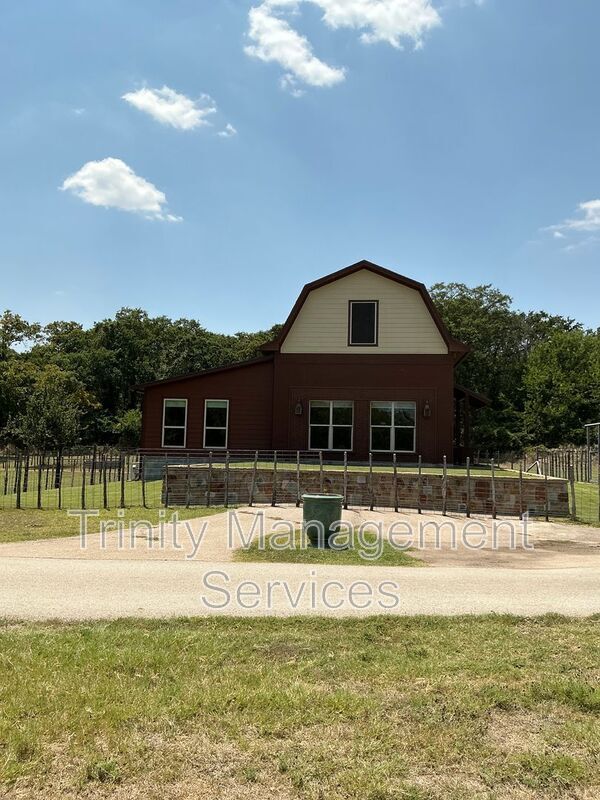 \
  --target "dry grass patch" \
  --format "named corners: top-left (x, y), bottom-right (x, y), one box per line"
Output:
top-left (0, 616), bottom-right (599, 799)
